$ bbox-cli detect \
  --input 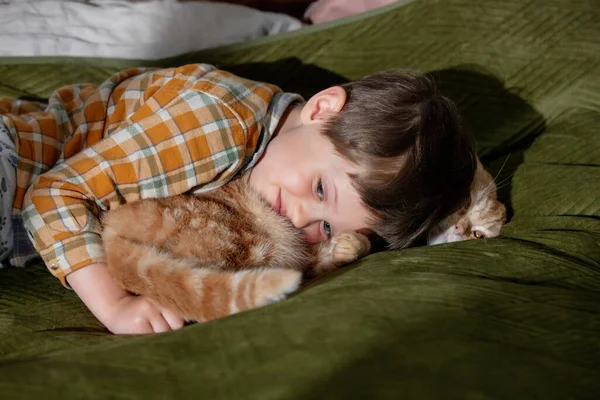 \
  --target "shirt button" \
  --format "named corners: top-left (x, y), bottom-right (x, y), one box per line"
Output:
top-left (50, 263), bottom-right (58, 270)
